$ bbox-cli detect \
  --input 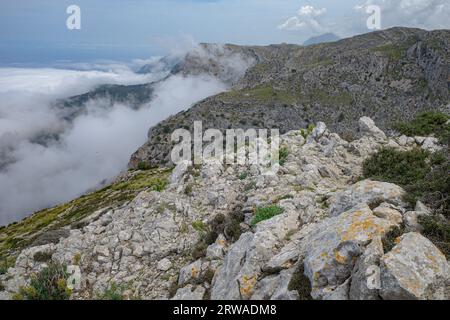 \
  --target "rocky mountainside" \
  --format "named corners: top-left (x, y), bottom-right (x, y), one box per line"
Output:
top-left (1, 116), bottom-right (448, 300)
top-left (129, 27), bottom-right (450, 168)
